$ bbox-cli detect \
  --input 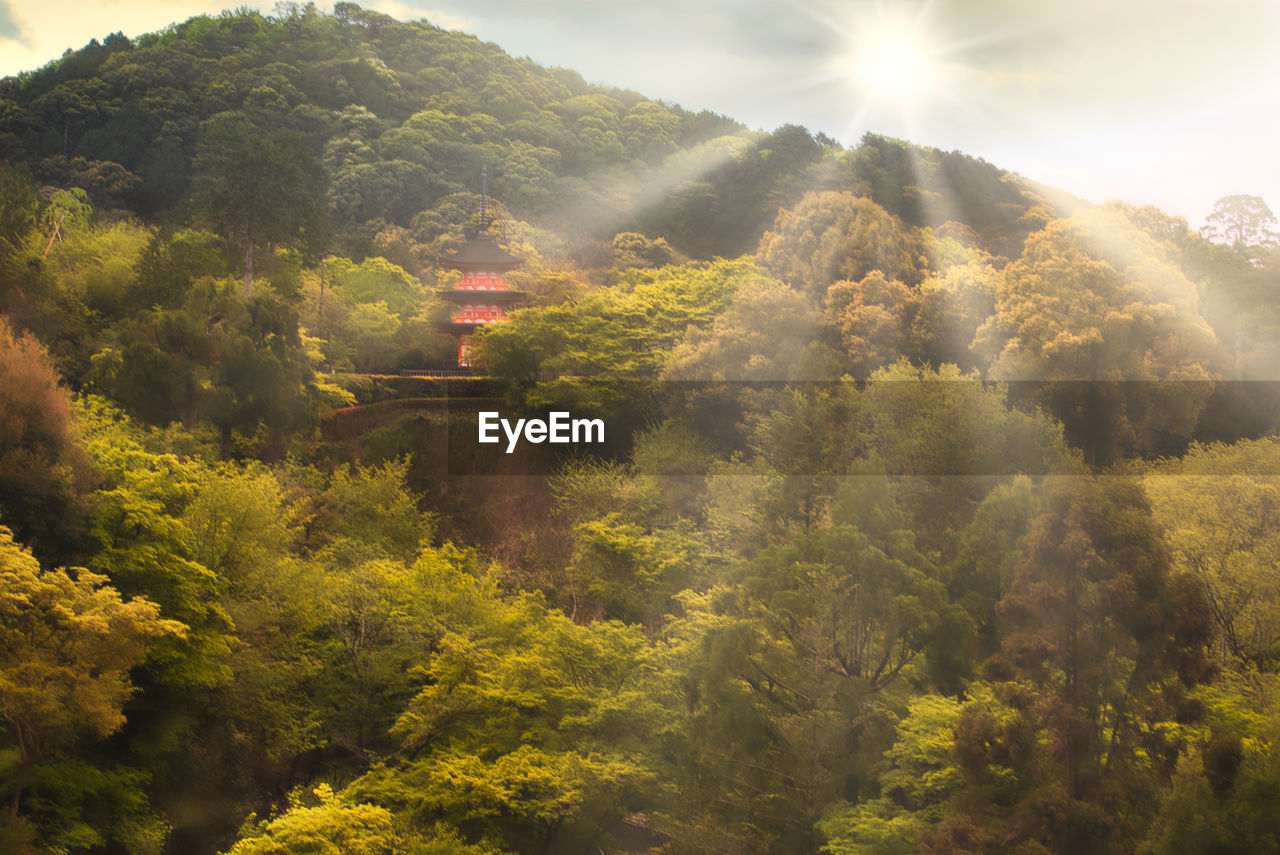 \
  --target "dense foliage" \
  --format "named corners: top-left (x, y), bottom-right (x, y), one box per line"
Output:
top-left (2, 4), bottom-right (1280, 854)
